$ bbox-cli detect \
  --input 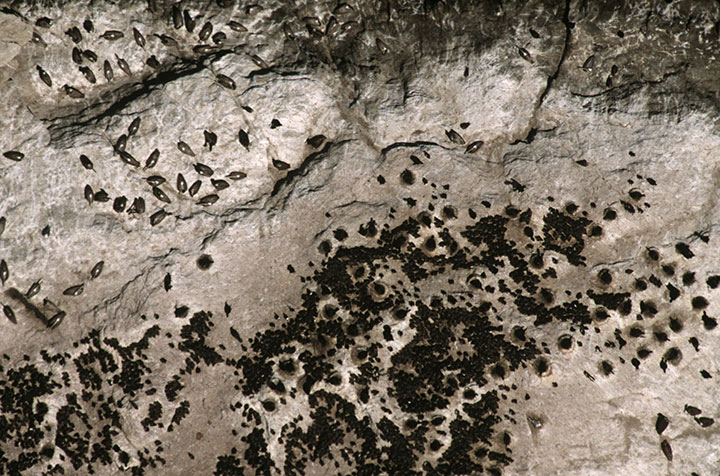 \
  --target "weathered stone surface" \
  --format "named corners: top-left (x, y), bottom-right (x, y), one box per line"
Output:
top-left (1, 1), bottom-right (720, 475)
